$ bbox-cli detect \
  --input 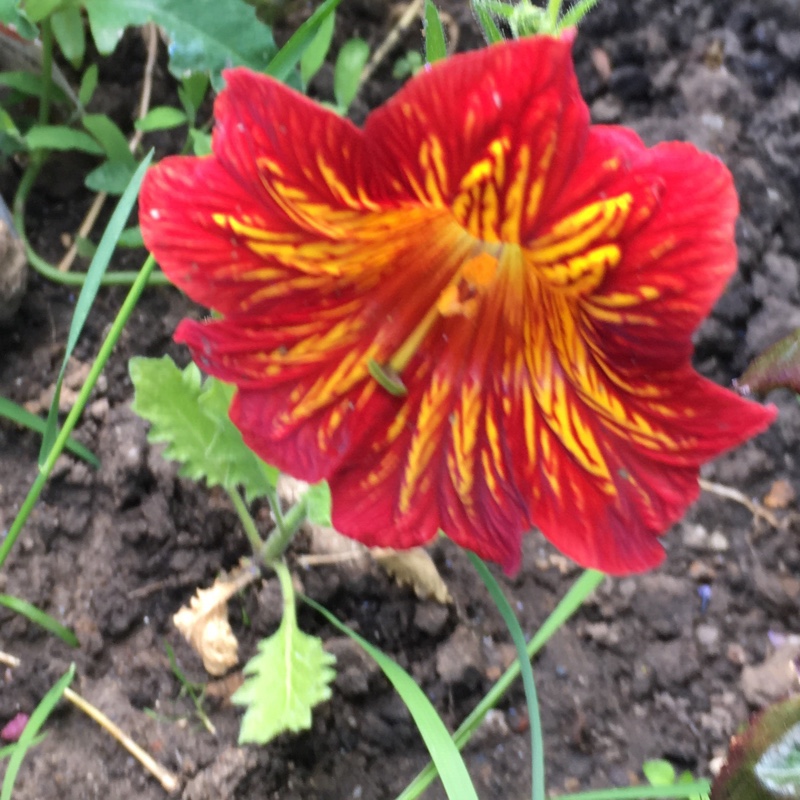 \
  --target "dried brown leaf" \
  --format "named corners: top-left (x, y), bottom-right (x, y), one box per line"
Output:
top-left (764, 479), bottom-right (796, 510)
top-left (174, 569), bottom-right (255, 676)
top-left (372, 547), bottom-right (452, 604)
